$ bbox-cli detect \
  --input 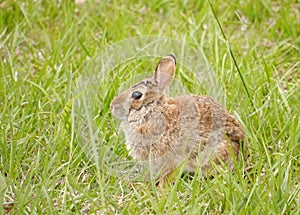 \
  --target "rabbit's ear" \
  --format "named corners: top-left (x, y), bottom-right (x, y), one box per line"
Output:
top-left (154, 54), bottom-right (176, 90)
